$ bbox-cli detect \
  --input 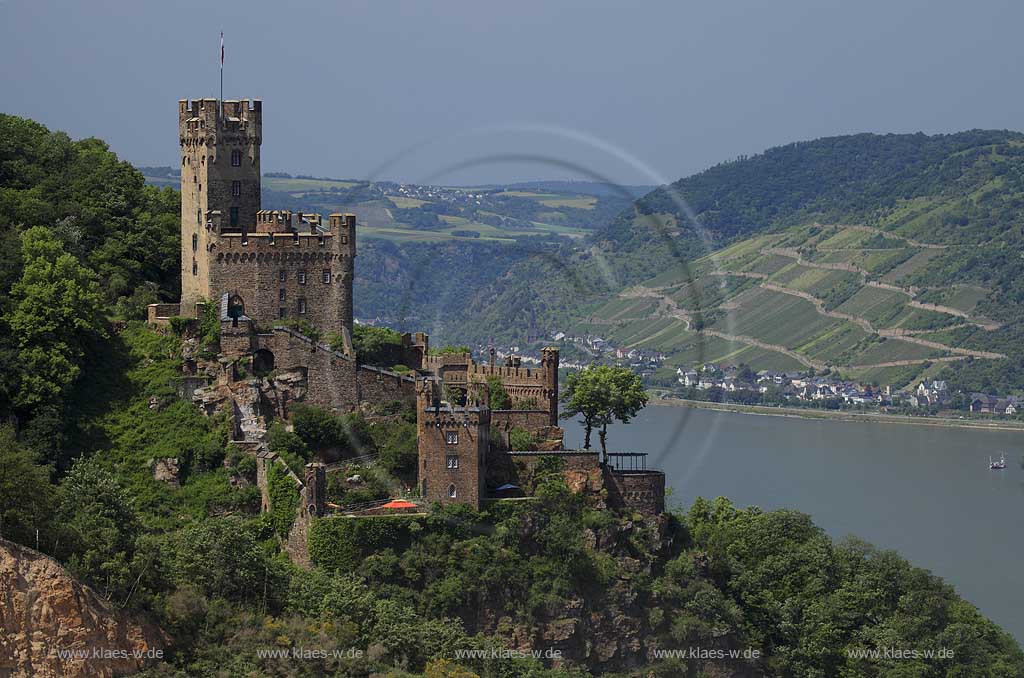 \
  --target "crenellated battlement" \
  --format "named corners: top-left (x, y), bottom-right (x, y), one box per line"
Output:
top-left (421, 347), bottom-right (559, 427)
top-left (179, 98), bottom-right (262, 143)
top-left (254, 210), bottom-right (324, 234)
